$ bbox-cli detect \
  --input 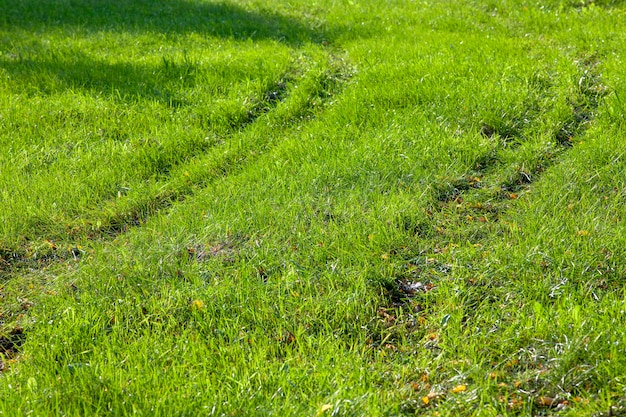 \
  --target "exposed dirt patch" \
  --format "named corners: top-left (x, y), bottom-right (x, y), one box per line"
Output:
top-left (0, 326), bottom-right (25, 371)
top-left (186, 236), bottom-right (244, 263)
top-left (0, 244), bottom-right (67, 279)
